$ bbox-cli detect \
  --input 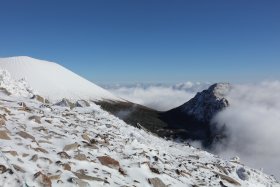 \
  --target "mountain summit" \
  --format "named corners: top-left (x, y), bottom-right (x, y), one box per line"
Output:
top-left (159, 83), bottom-right (231, 144)
top-left (0, 56), bottom-right (121, 101)
top-left (180, 83), bottom-right (230, 123)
